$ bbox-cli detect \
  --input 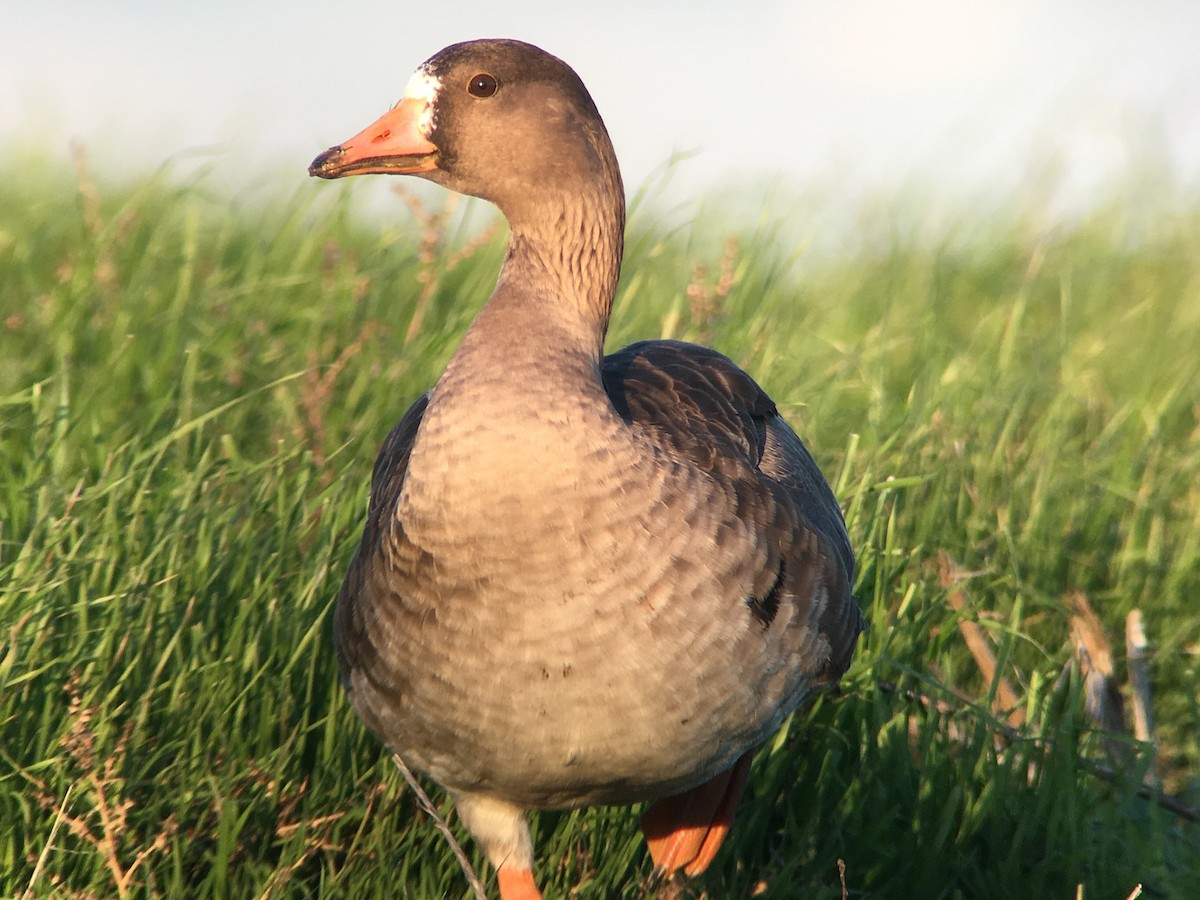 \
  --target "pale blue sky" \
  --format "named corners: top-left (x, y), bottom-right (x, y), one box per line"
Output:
top-left (5, 0), bottom-right (1199, 220)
